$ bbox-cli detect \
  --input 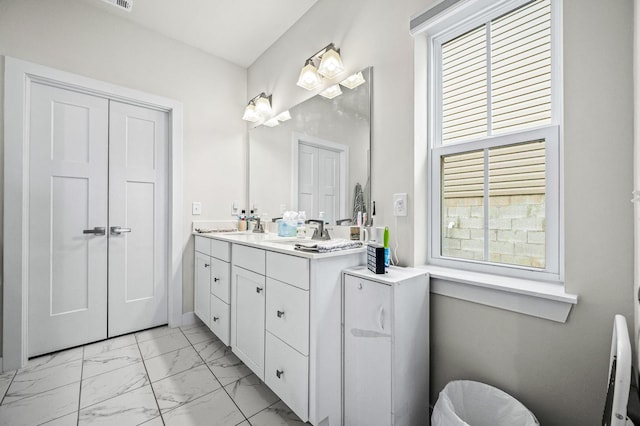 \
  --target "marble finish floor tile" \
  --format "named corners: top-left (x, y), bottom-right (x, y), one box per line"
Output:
top-left (82, 344), bottom-right (142, 379)
top-left (0, 371), bottom-right (16, 402)
top-left (135, 325), bottom-right (178, 343)
top-left (0, 381), bottom-right (79, 426)
top-left (193, 338), bottom-right (227, 363)
top-left (224, 374), bottom-right (279, 418)
top-left (138, 331), bottom-right (190, 360)
top-left (80, 361), bottom-right (149, 408)
top-left (83, 334), bottom-right (137, 359)
top-left (207, 351), bottom-right (253, 386)
top-left (182, 325), bottom-right (218, 345)
top-left (78, 384), bottom-right (159, 425)
top-left (4, 358), bottom-right (82, 404)
top-left (248, 400), bottom-right (307, 426)
top-left (152, 364), bottom-right (221, 413)
top-left (162, 387), bottom-right (245, 426)
top-left (139, 416), bottom-right (164, 426)
top-left (180, 319), bottom-right (208, 331)
top-left (21, 347), bottom-right (83, 373)
top-left (41, 412), bottom-right (78, 425)
top-left (144, 345), bottom-right (203, 383)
